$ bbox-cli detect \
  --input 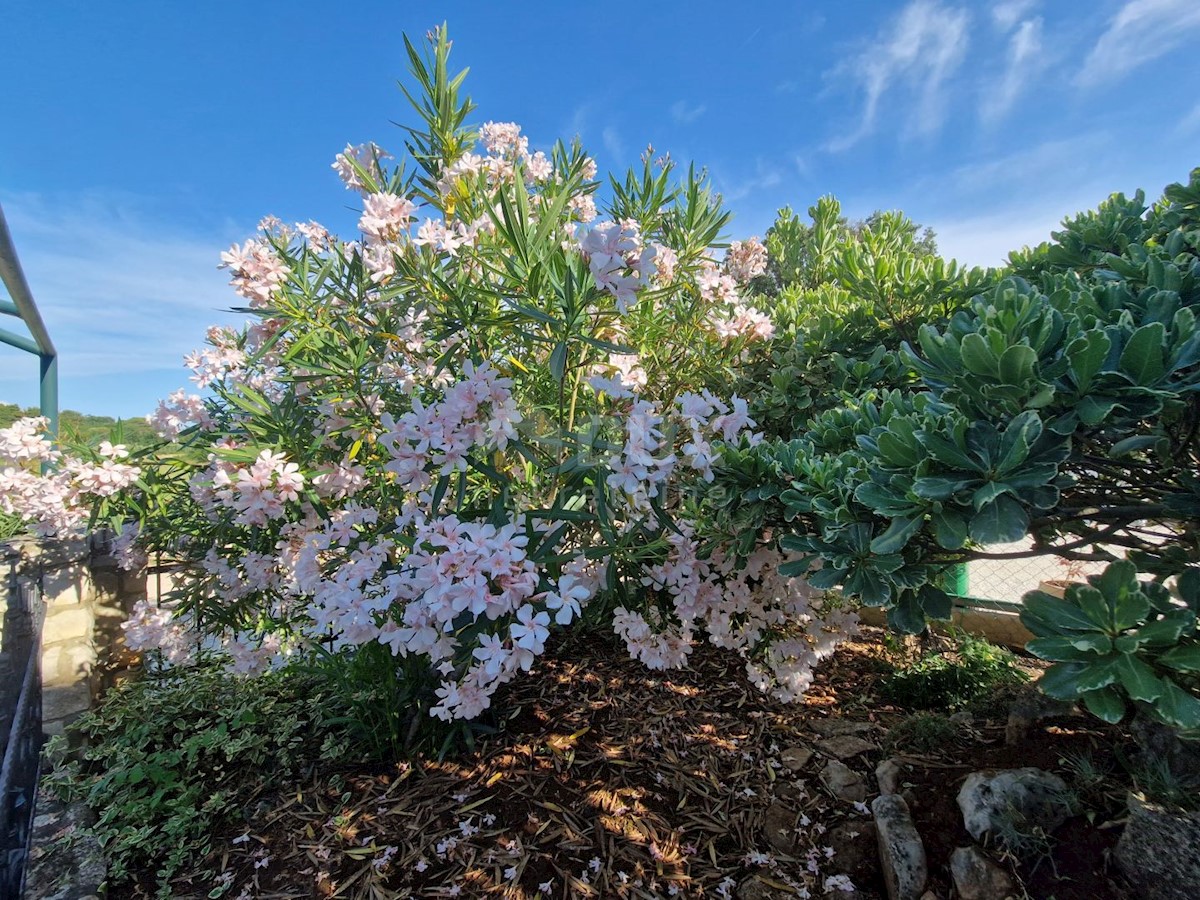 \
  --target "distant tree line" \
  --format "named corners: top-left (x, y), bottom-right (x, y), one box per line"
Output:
top-left (0, 402), bottom-right (158, 448)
